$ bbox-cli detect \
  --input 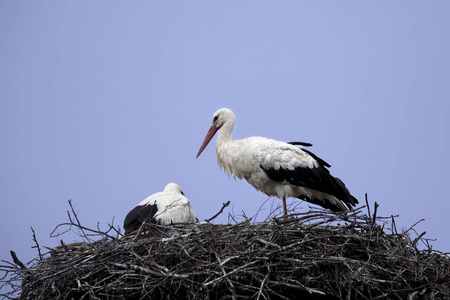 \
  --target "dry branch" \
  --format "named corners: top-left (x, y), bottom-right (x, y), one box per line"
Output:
top-left (1, 201), bottom-right (449, 300)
